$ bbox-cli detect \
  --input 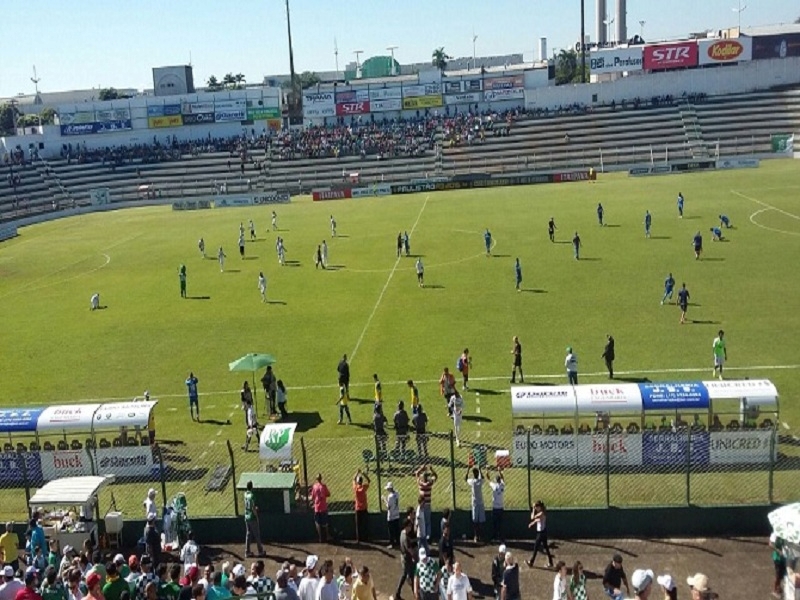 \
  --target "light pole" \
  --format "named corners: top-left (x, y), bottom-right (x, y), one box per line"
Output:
top-left (580, 0), bottom-right (586, 83)
top-left (353, 50), bottom-right (364, 79)
top-left (638, 20), bottom-right (646, 39)
top-left (604, 15), bottom-right (615, 45)
top-left (732, 0), bottom-right (747, 30)
top-left (472, 31), bottom-right (478, 70)
top-left (386, 46), bottom-right (398, 76)
top-left (334, 37), bottom-right (339, 78)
